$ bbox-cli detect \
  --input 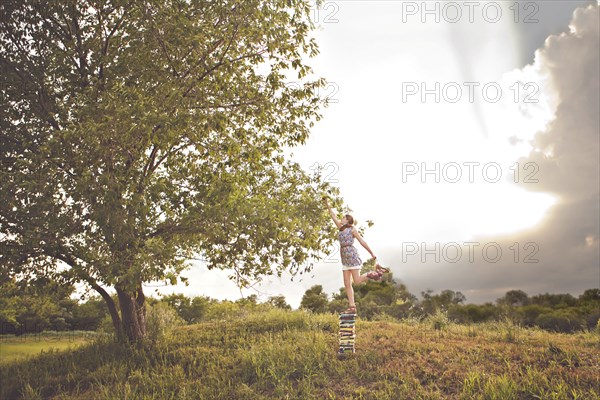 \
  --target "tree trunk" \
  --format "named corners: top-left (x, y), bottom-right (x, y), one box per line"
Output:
top-left (89, 280), bottom-right (122, 338)
top-left (115, 283), bottom-right (146, 343)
